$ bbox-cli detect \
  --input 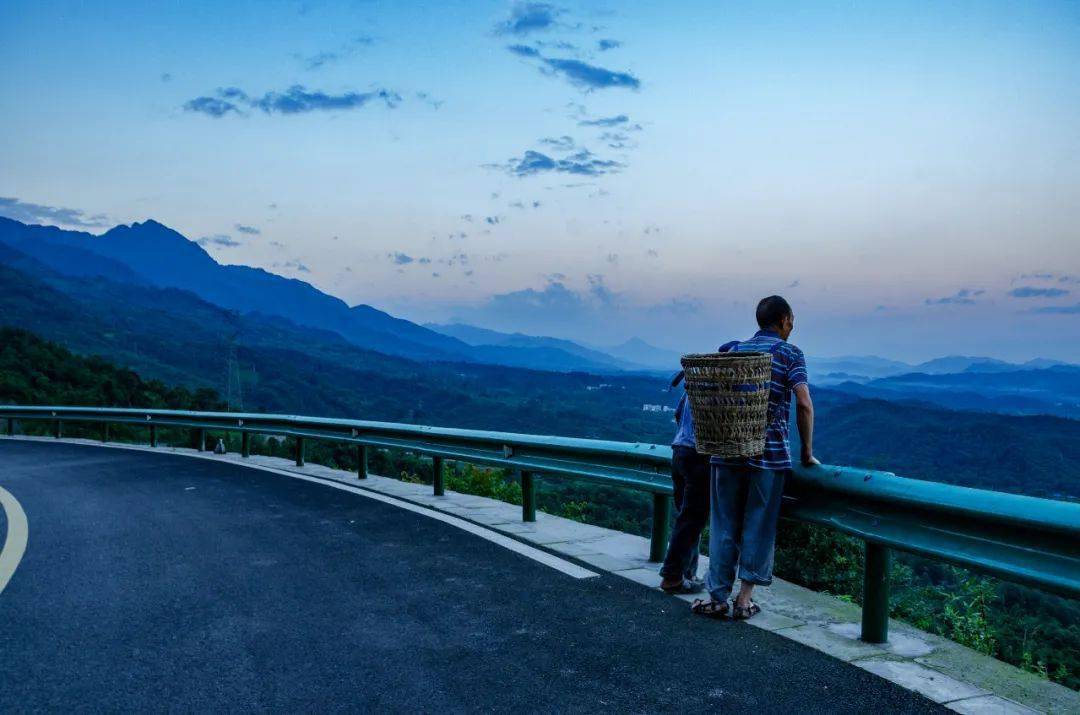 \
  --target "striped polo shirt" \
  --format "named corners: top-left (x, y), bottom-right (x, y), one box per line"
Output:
top-left (713, 329), bottom-right (809, 471)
